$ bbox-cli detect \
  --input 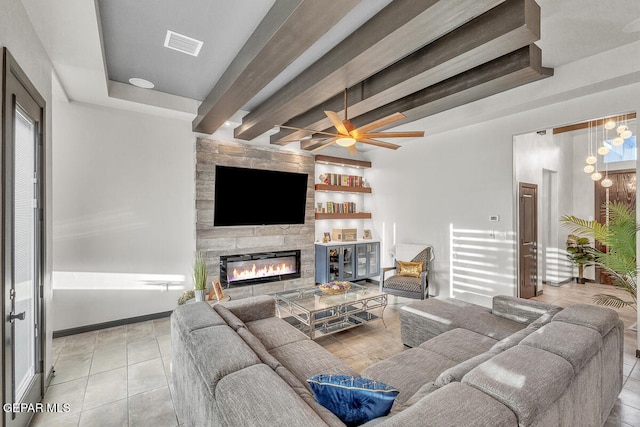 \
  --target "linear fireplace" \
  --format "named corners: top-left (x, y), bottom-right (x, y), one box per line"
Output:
top-left (219, 250), bottom-right (301, 287)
